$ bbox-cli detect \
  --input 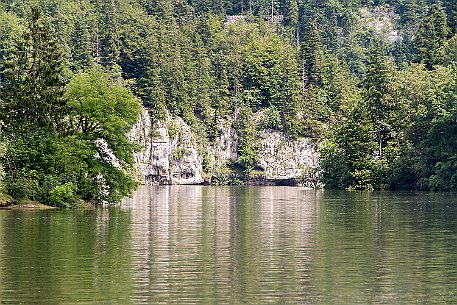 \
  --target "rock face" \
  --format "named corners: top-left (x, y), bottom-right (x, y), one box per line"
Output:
top-left (129, 108), bottom-right (203, 185)
top-left (258, 131), bottom-right (318, 180)
top-left (129, 107), bottom-right (320, 186)
top-left (360, 5), bottom-right (400, 43)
